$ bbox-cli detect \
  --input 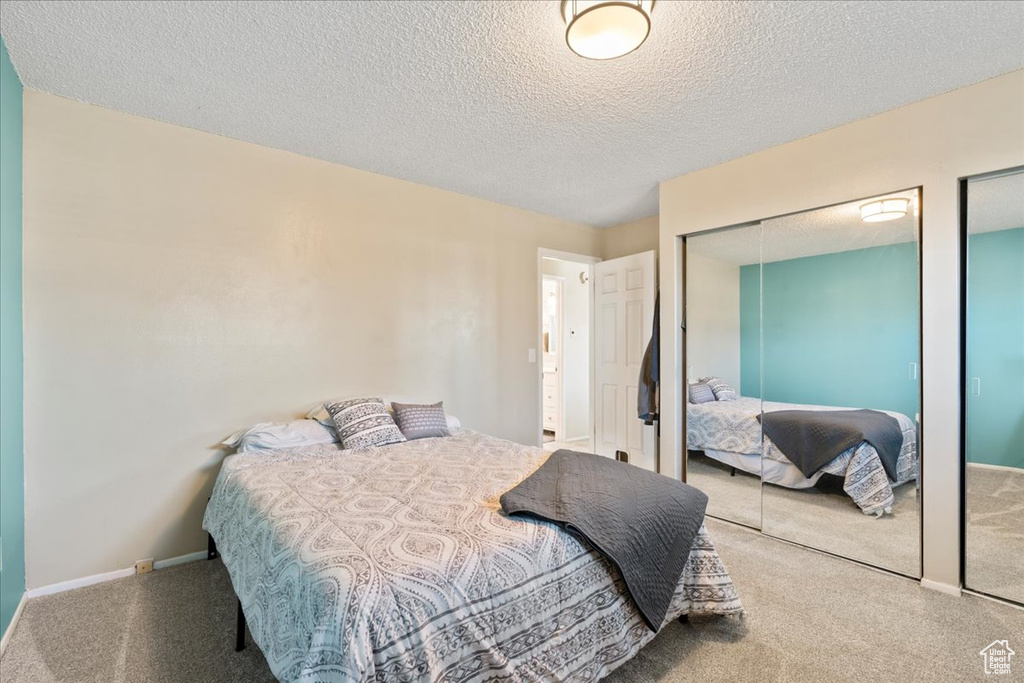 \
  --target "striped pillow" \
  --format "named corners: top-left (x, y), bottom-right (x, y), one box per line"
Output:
top-left (699, 376), bottom-right (738, 401)
top-left (326, 398), bottom-right (407, 450)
